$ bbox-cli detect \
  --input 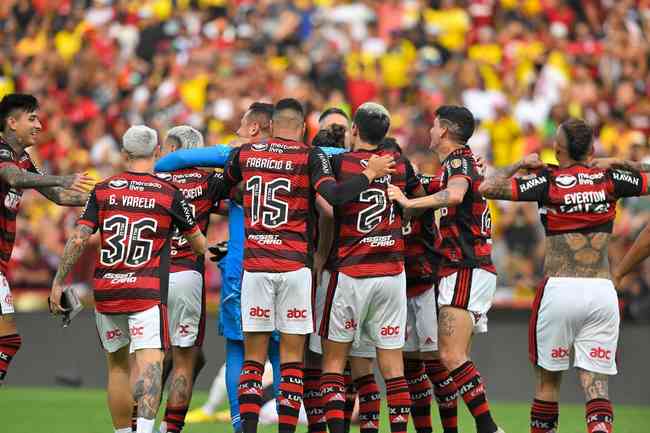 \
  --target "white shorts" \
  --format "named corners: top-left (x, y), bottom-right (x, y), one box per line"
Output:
top-left (438, 268), bottom-right (496, 334)
top-left (319, 271), bottom-right (407, 350)
top-left (241, 267), bottom-right (313, 335)
top-left (530, 277), bottom-right (619, 375)
top-left (96, 305), bottom-right (169, 354)
top-left (404, 285), bottom-right (438, 353)
top-left (0, 273), bottom-right (14, 315)
top-left (168, 270), bottom-right (205, 347)
top-left (309, 270), bottom-right (376, 358)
